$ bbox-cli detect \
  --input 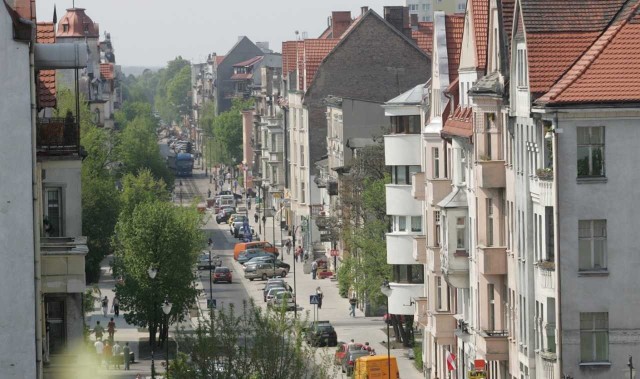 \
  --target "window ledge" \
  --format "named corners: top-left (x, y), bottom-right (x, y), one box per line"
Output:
top-left (579, 362), bottom-right (611, 367)
top-left (577, 177), bottom-right (607, 184)
top-left (578, 270), bottom-right (609, 277)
